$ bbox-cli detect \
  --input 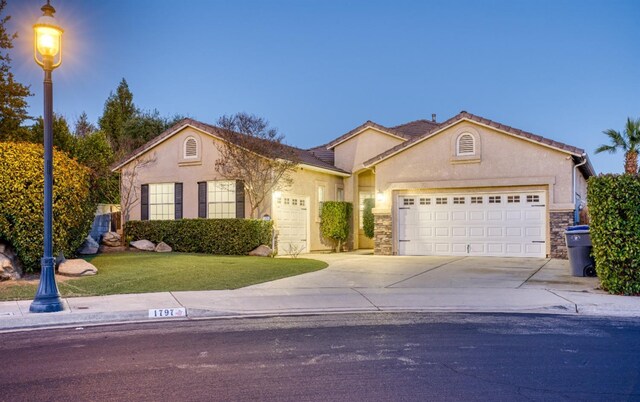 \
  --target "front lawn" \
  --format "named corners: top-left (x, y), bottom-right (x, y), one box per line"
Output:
top-left (0, 252), bottom-right (327, 301)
